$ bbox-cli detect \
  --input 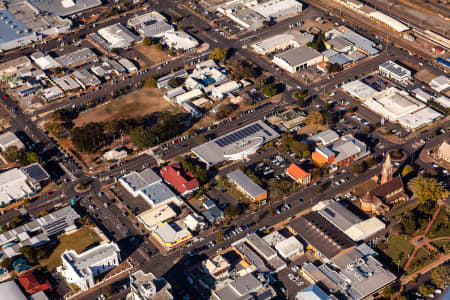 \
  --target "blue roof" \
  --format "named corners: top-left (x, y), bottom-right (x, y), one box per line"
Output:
top-left (329, 54), bottom-right (352, 66)
top-left (0, 10), bottom-right (31, 44)
top-left (435, 58), bottom-right (450, 67)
